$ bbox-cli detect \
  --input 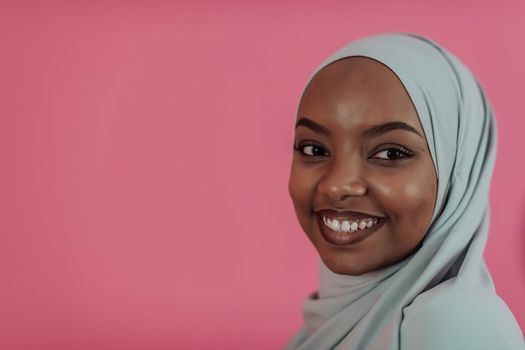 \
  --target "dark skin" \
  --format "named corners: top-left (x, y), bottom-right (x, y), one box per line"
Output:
top-left (288, 57), bottom-right (438, 275)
